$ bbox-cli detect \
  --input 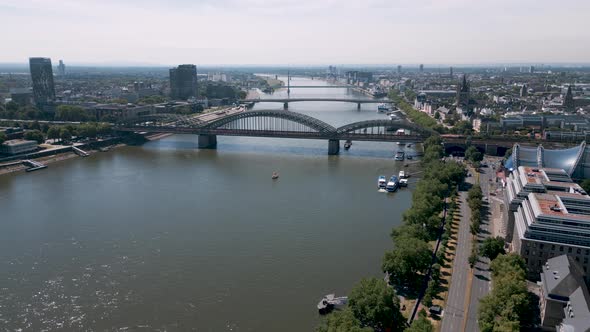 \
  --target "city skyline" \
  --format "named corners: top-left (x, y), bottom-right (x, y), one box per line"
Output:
top-left (1, 0), bottom-right (590, 65)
